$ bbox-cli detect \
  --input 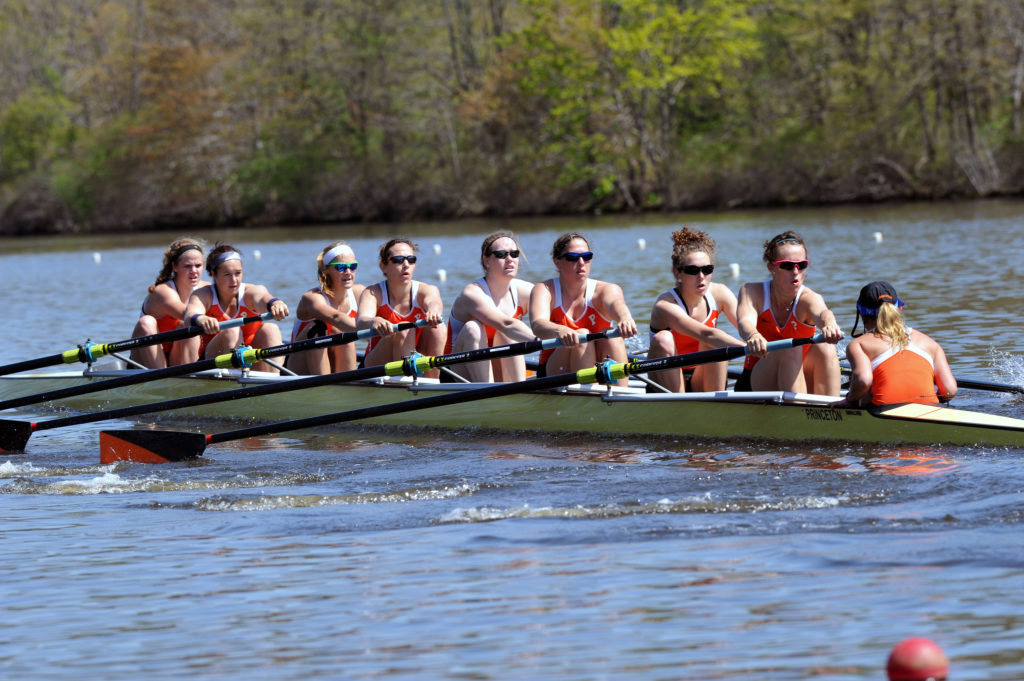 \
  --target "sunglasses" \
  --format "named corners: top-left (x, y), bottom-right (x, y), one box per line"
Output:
top-left (772, 259), bottom-right (810, 271)
top-left (489, 249), bottom-right (520, 259)
top-left (387, 255), bottom-right (417, 265)
top-left (680, 264), bottom-right (714, 276)
top-left (330, 262), bottom-right (358, 272)
top-left (558, 251), bottom-right (594, 263)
